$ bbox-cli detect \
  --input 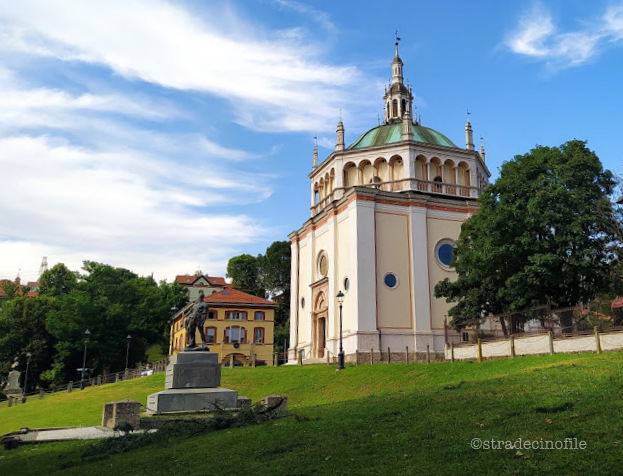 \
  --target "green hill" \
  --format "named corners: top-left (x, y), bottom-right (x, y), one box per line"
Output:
top-left (2, 352), bottom-right (623, 475)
